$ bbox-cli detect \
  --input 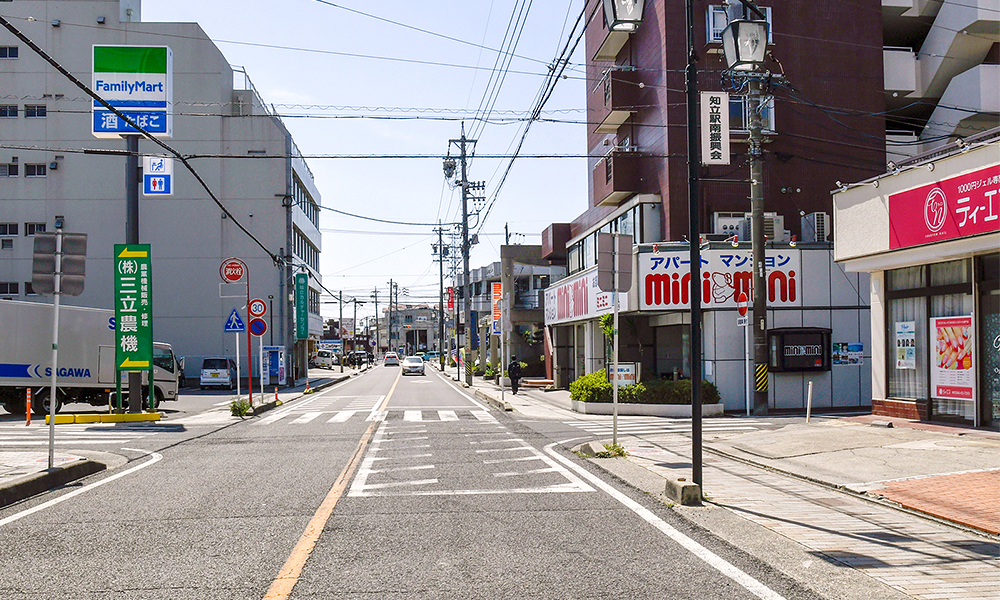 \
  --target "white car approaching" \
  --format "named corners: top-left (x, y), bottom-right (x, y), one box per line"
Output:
top-left (401, 356), bottom-right (425, 375)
